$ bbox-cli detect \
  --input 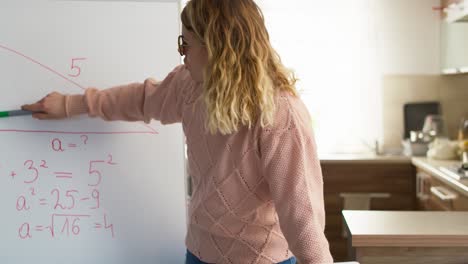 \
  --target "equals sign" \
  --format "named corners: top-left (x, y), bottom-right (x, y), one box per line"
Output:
top-left (94, 223), bottom-right (103, 229)
top-left (35, 225), bottom-right (44, 231)
top-left (54, 172), bottom-right (73, 179)
top-left (39, 198), bottom-right (48, 205)
top-left (68, 143), bottom-right (77, 148)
